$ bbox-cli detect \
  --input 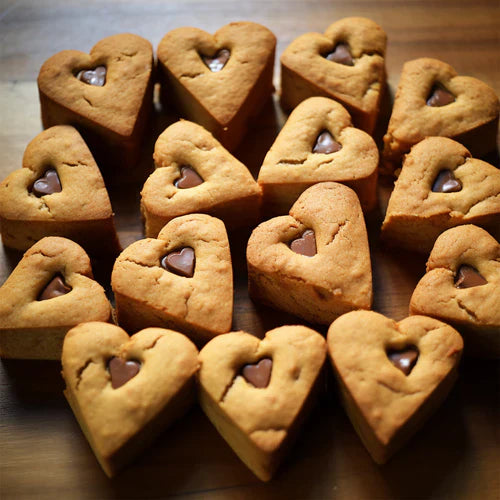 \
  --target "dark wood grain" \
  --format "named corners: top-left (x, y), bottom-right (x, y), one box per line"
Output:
top-left (1, 1), bottom-right (499, 499)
